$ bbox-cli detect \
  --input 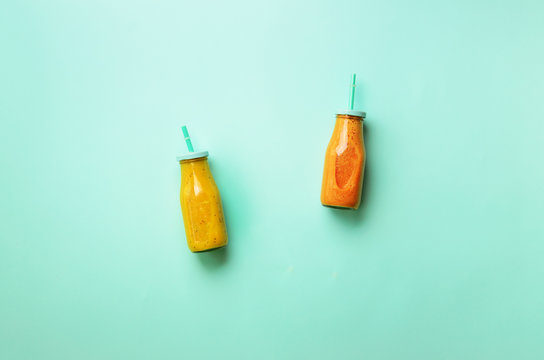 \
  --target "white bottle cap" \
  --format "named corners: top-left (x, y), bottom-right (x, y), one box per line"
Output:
top-left (176, 151), bottom-right (209, 162)
top-left (336, 110), bottom-right (366, 118)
